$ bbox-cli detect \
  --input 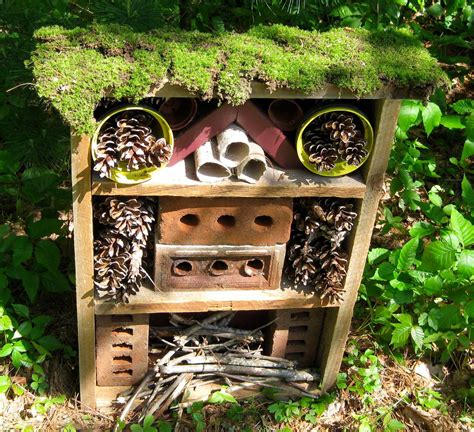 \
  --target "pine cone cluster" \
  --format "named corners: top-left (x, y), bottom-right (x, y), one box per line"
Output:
top-left (285, 198), bottom-right (357, 302)
top-left (94, 111), bottom-right (172, 178)
top-left (303, 112), bottom-right (369, 172)
top-left (94, 197), bottom-right (155, 303)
